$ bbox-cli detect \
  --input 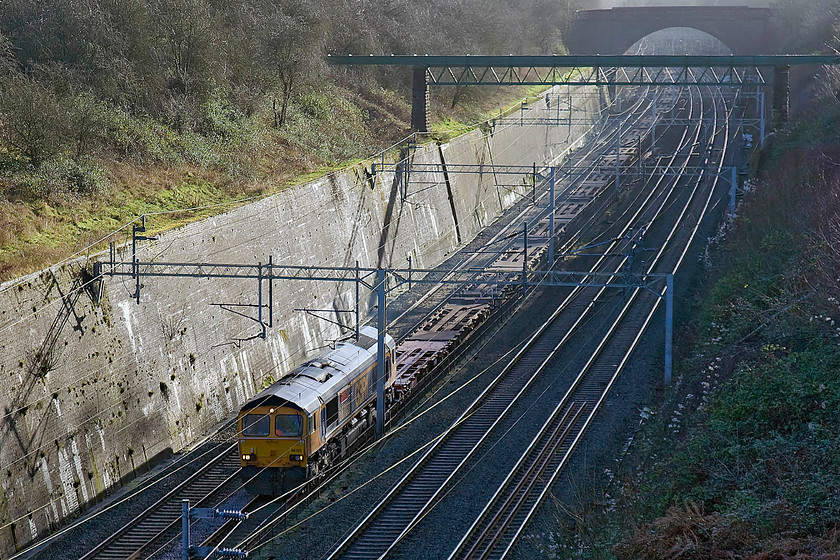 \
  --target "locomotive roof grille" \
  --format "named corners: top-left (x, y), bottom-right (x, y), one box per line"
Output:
top-left (239, 326), bottom-right (394, 415)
